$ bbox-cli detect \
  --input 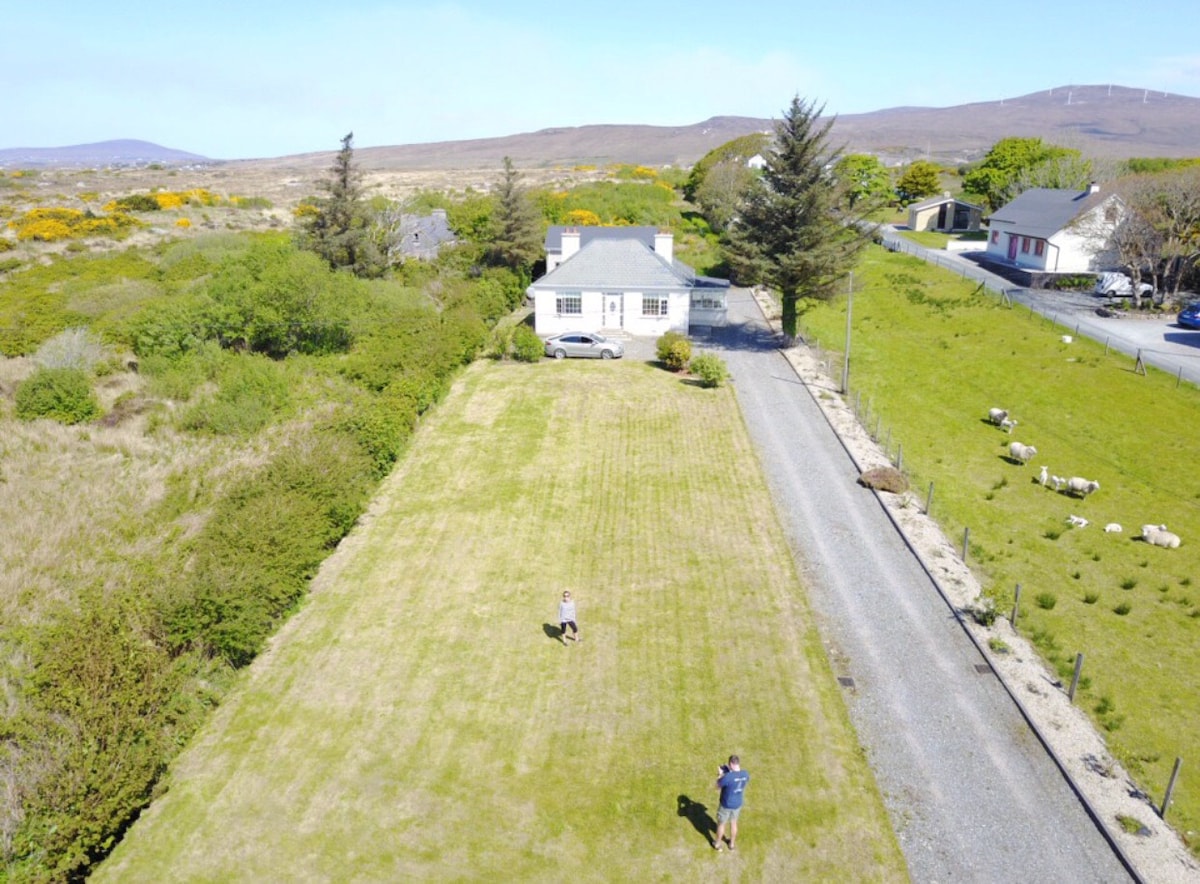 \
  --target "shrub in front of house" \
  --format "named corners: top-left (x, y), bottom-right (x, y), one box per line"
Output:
top-left (690, 353), bottom-right (728, 388)
top-left (656, 331), bottom-right (691, 371)
top-left (511, 325), bottom-right (544, 363)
